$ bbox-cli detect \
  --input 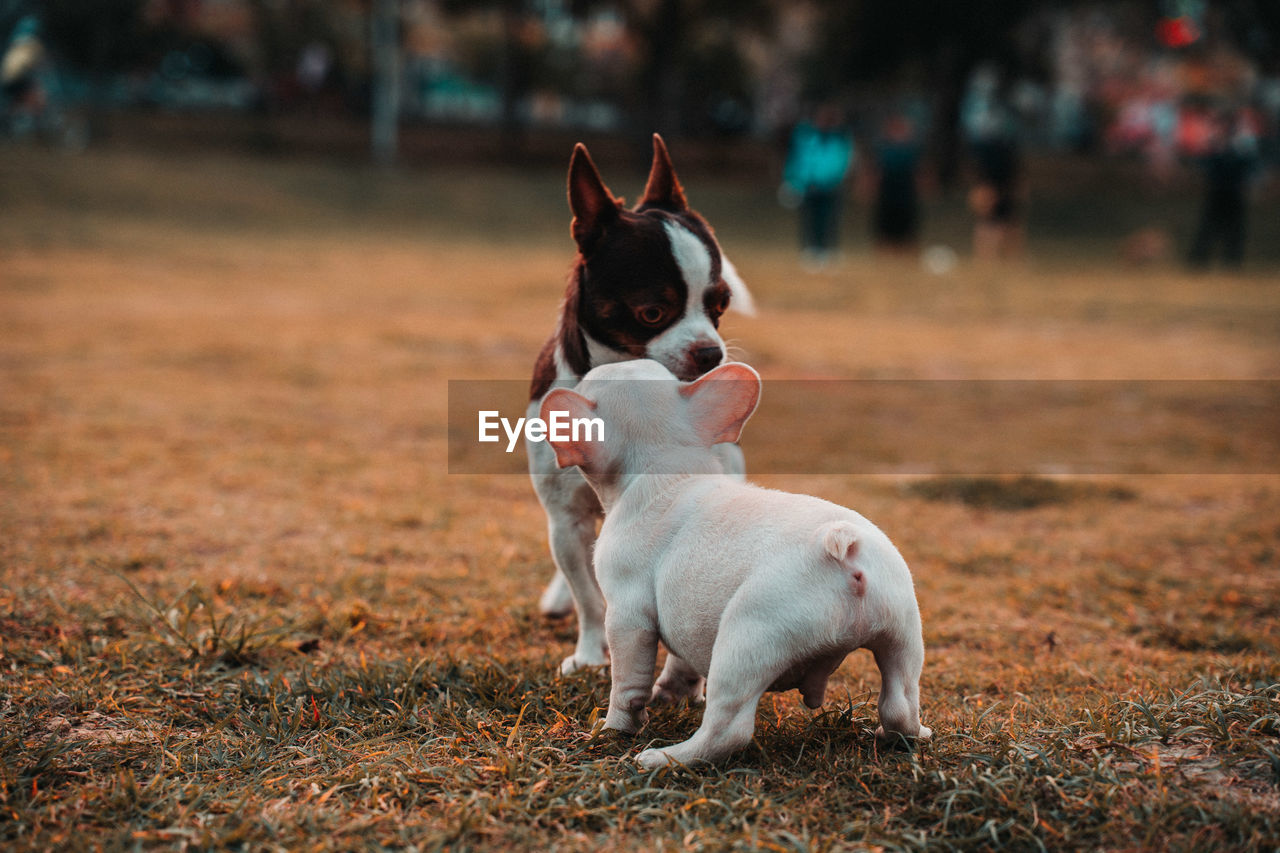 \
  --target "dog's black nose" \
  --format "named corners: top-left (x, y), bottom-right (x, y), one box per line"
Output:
top-left (691, 346), bottom-right (724, 375)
